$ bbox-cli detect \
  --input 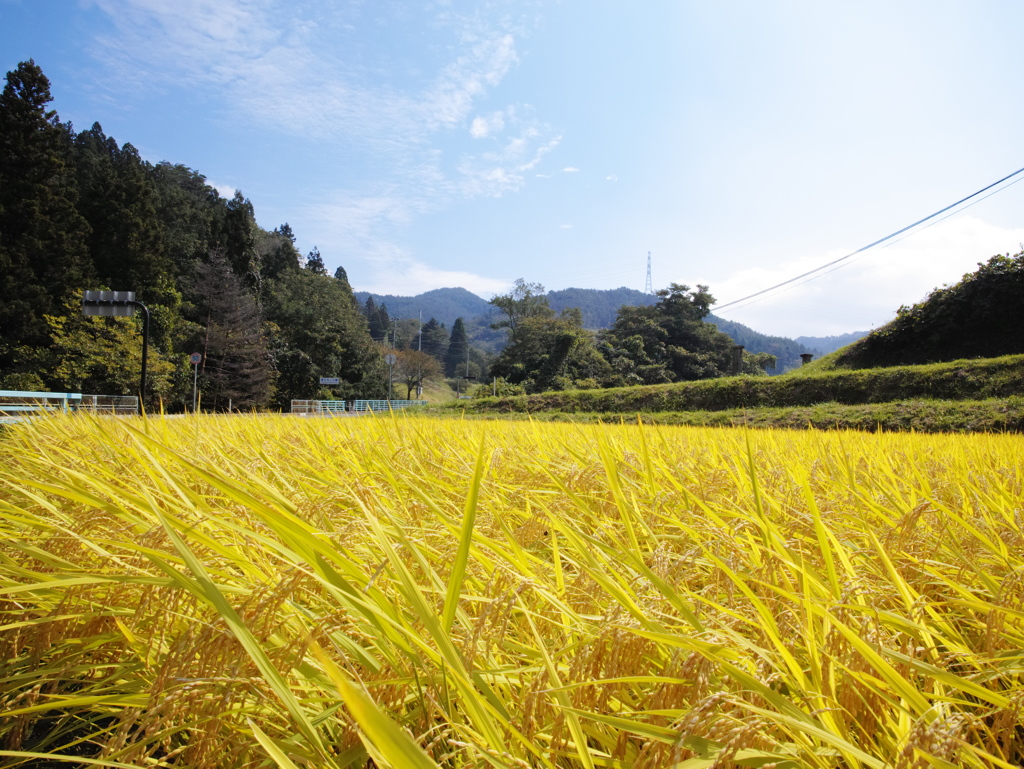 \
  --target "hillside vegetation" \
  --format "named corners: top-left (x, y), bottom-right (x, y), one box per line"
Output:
top-left (824, 251), bottom-right (1024, 369)
top-left (0, 60), bottom-right (384, 410)
top-left (448, 353), bottom-right (1024, 420)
